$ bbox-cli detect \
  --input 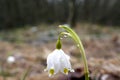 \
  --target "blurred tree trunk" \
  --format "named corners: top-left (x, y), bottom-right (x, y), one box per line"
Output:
top-left (109, 0), bottom-right (120, 25)
top-left (83, 0), bottom-right (90, 20)
top-left (68, 0), bottom-right (76, 27)
top-left (0, 0), bottom-right (120, 29)
top-left (89, 0), bottom-right (101, 23)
